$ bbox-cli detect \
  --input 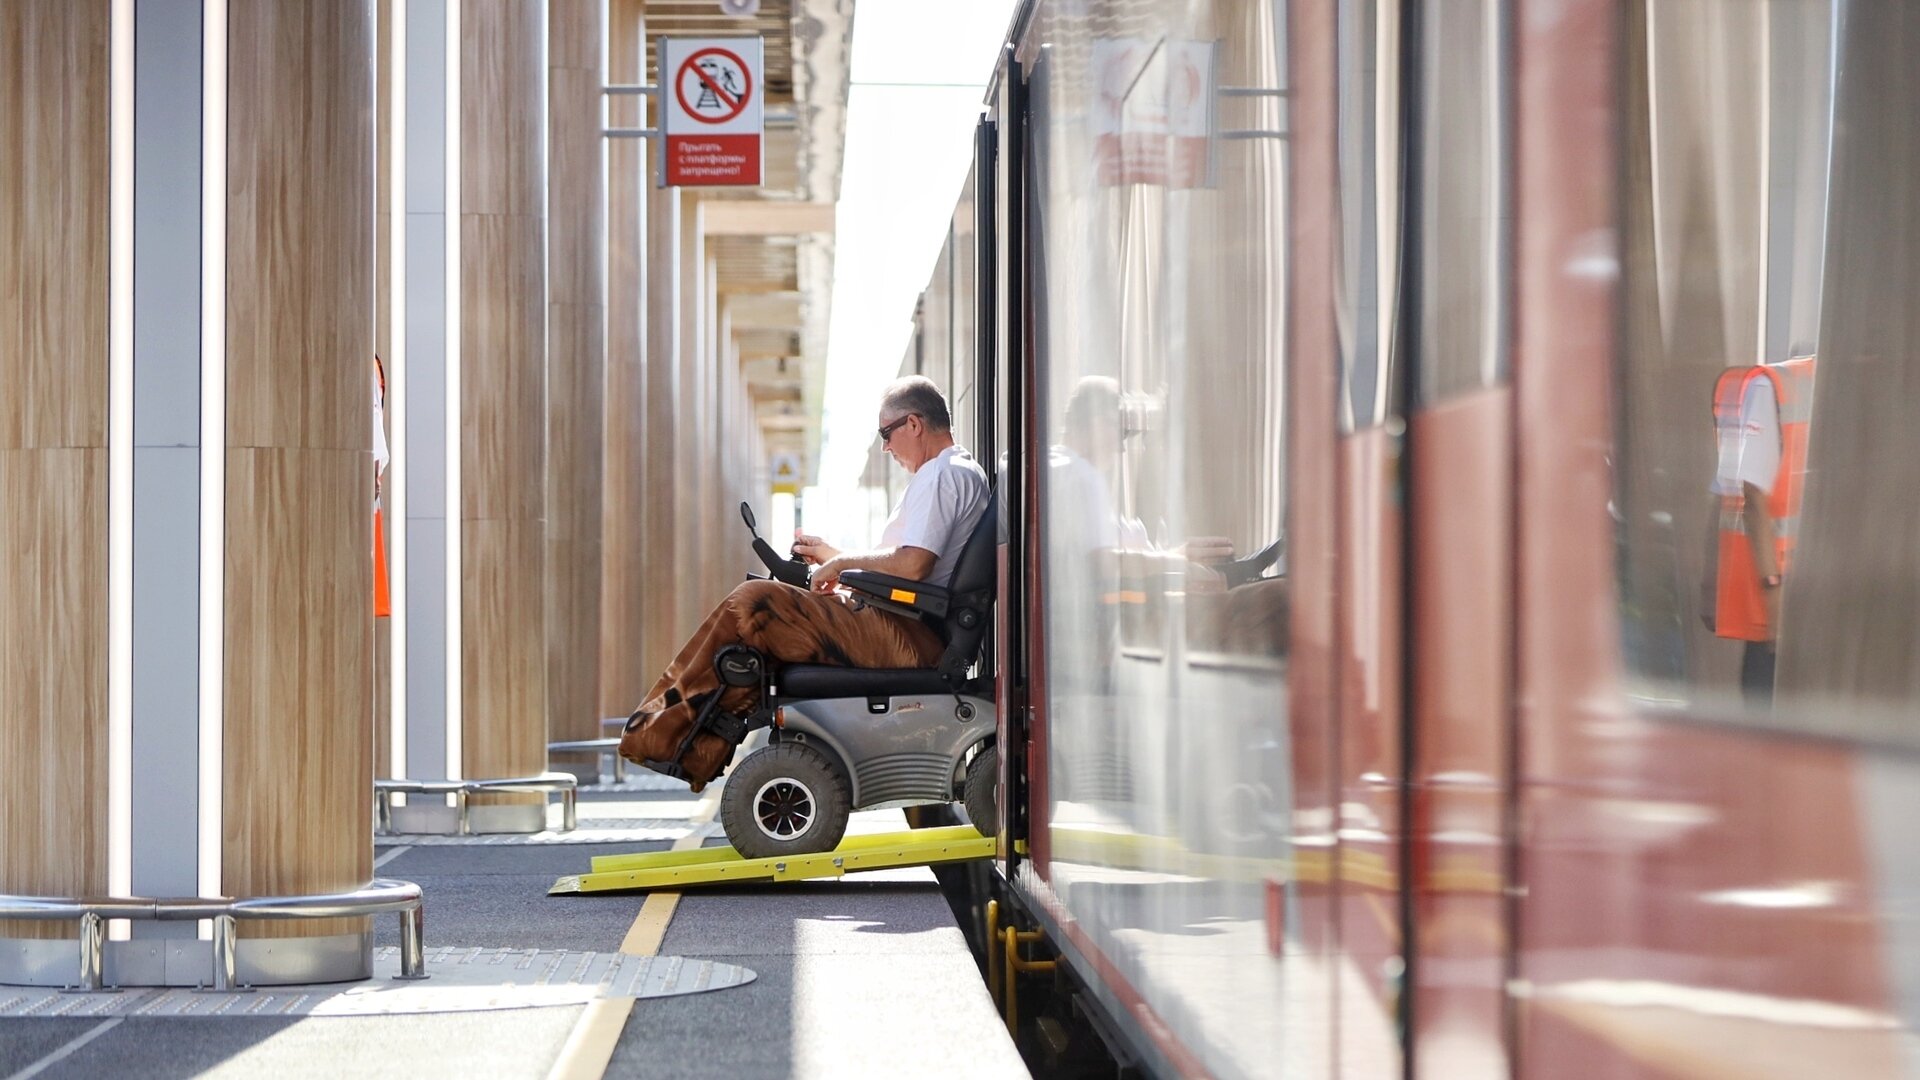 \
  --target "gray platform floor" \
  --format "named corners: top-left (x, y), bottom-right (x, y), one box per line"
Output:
top-left (0, 775), bottom-right (1028, 1080)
